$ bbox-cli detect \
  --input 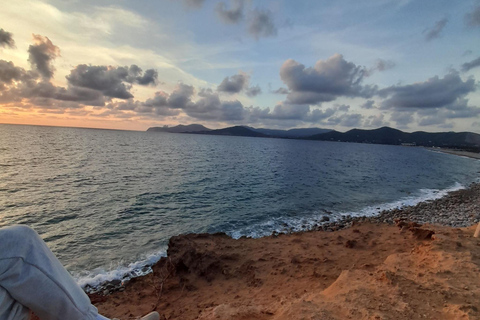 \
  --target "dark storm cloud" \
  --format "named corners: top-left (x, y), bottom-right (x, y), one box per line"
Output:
top-left (28, 35), bottom-right (60, 79)
top-left (0, 29), bottom-right (15, 48)
top-left (246, 85), bottom-right (262, 97)
top-left (247, 8), bottom-right (277, 39)
top-left (465, 3), bottom-right (480, 27)
top-left (424, 18), bottom-right (448, 41)
top-left (280, 54), bottom-right (376, 105)
top-left (66, 64), bottom-right (158, 99)
top-left (461, 56), bottom-right (480, 72)
top-left (216, 0), bottom-right (244, 24)
top-left (379, 71), bottom-right (476, 110)
top-left (217, 73), bottom-right (249, 94)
